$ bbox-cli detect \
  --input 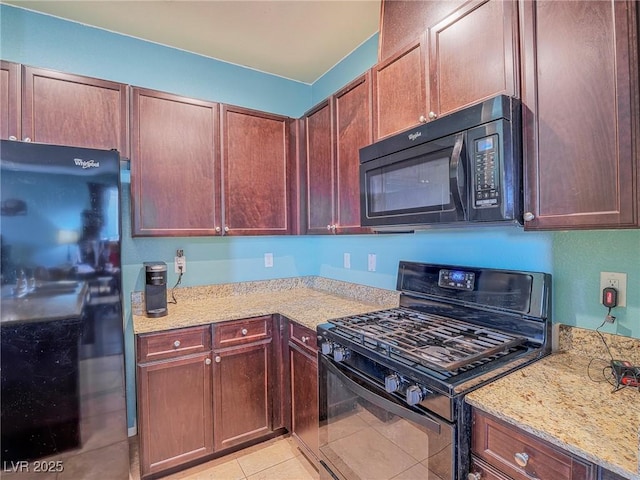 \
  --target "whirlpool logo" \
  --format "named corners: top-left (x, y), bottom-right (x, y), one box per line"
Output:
top-left (74, 158), bottom-right (100, 169)
top-left (408, 131), bottom-right (422, 141)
